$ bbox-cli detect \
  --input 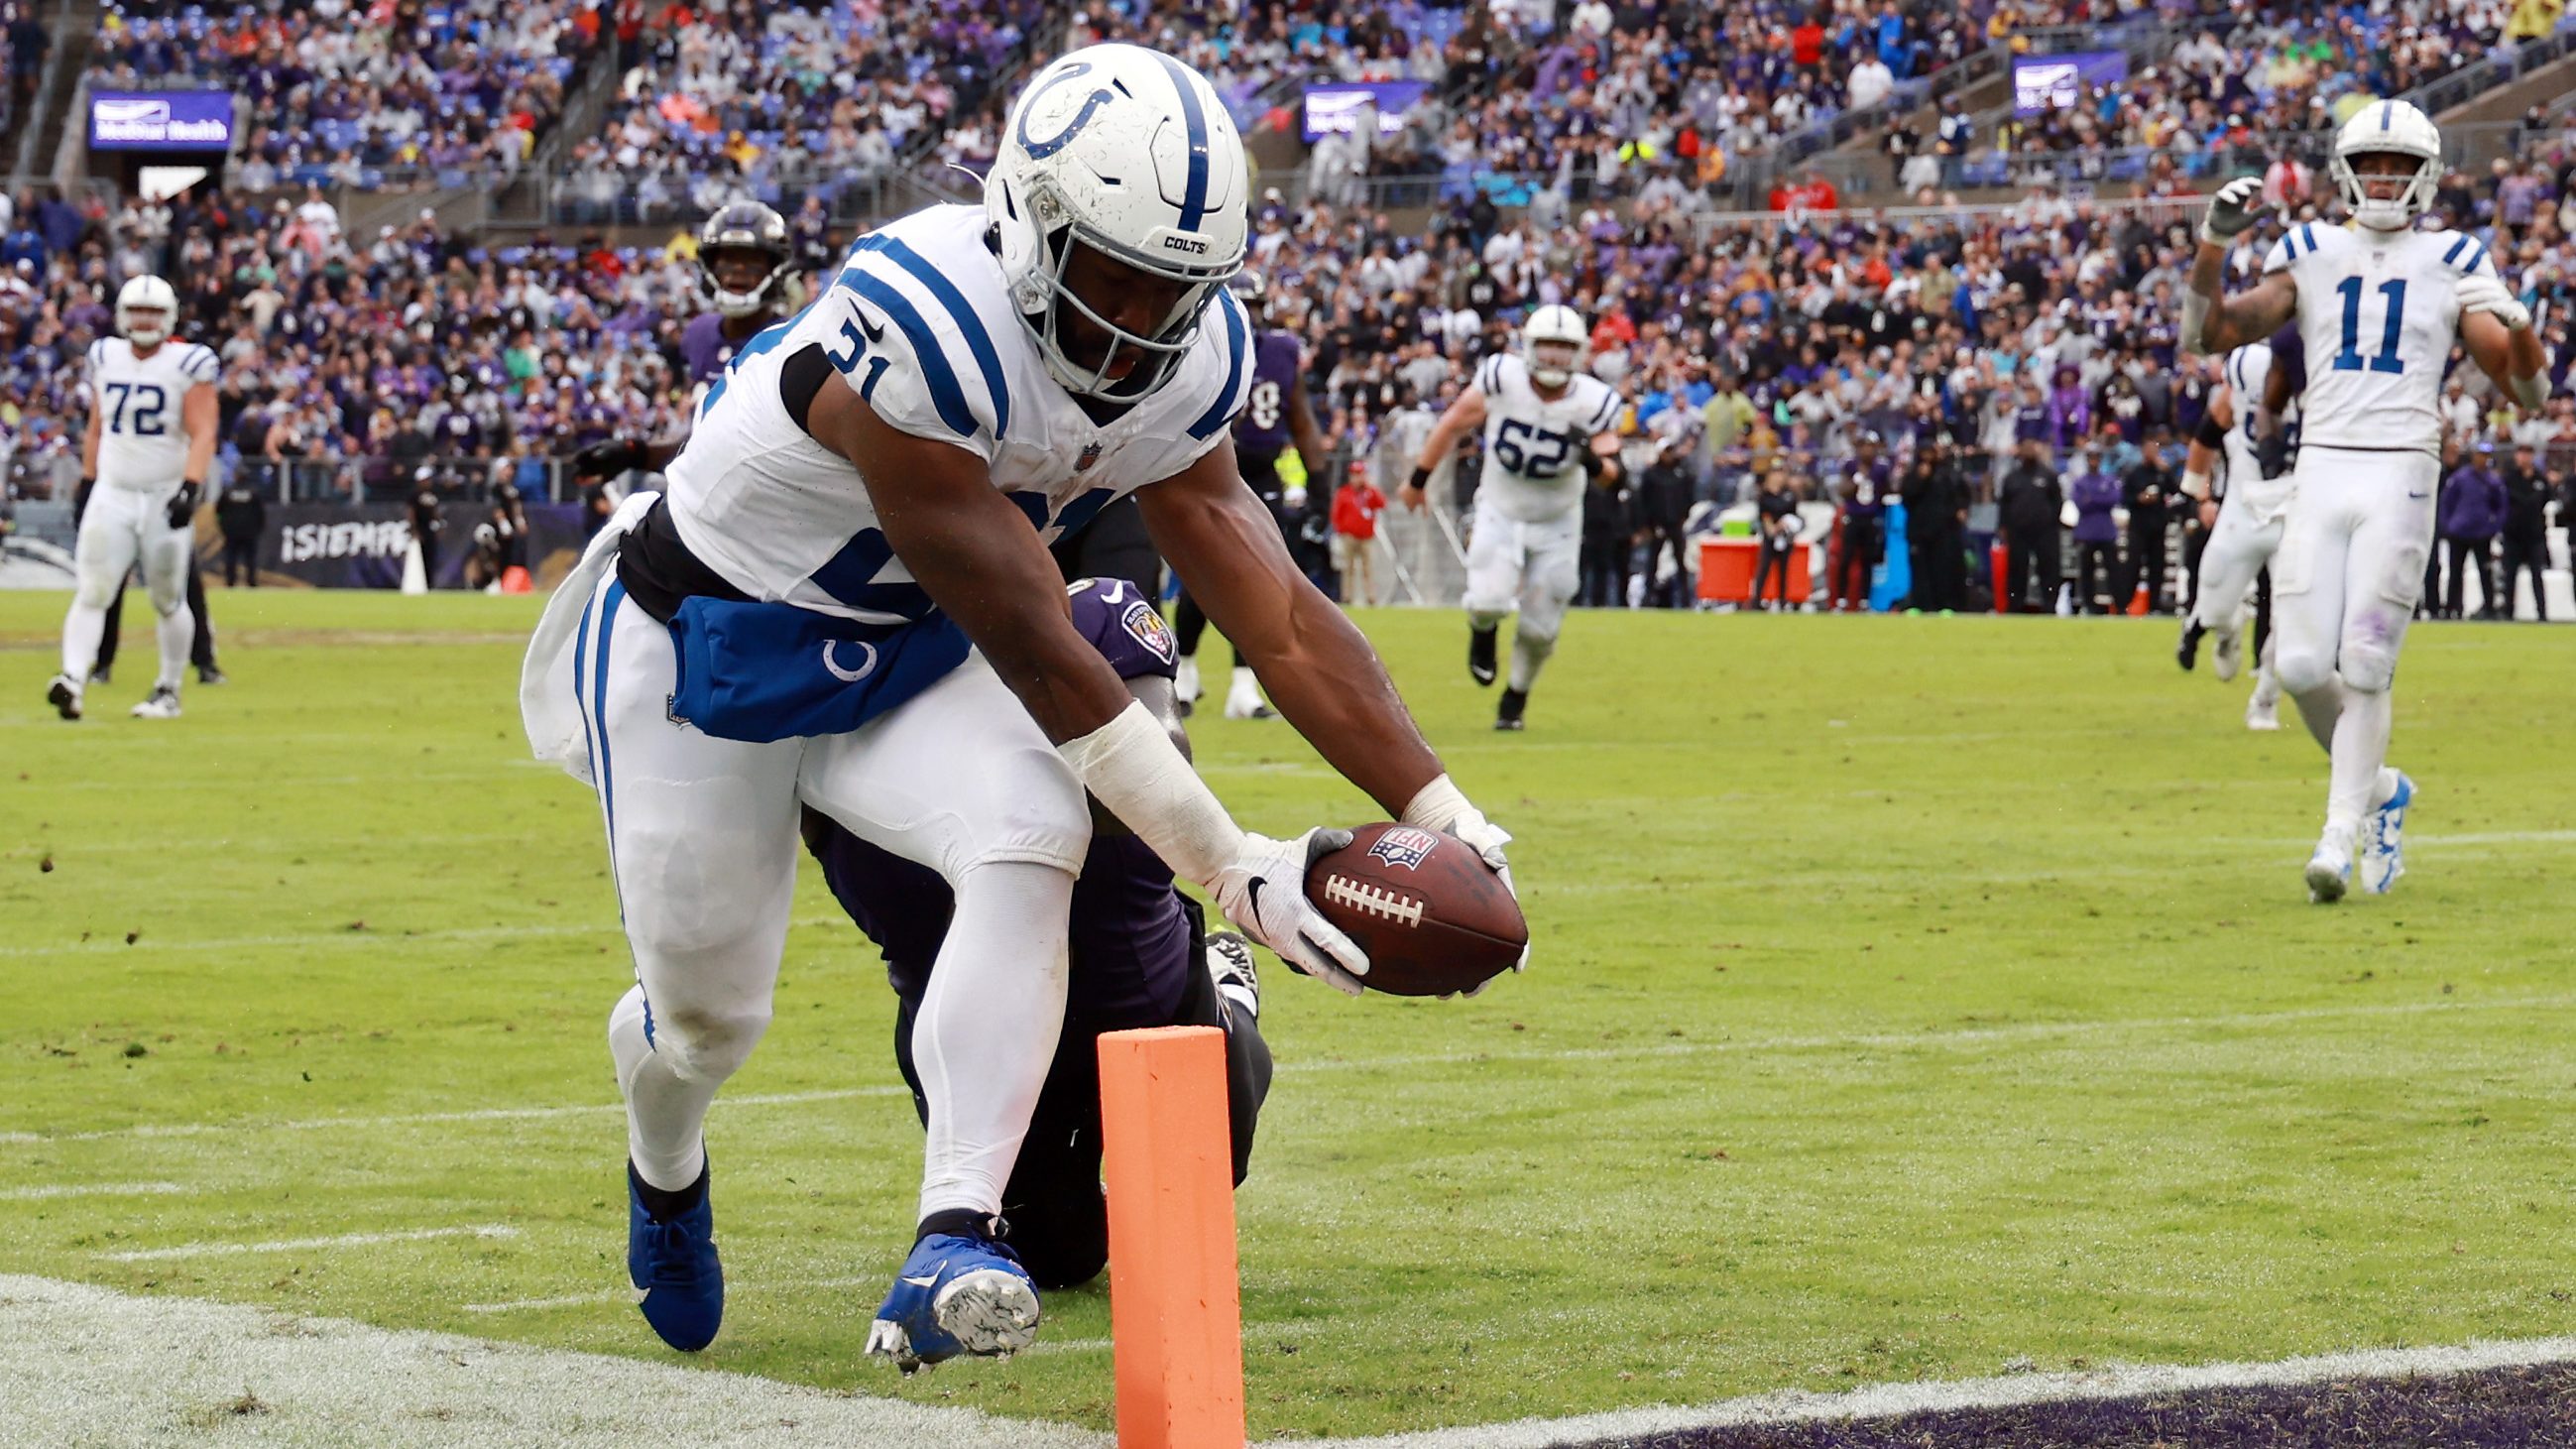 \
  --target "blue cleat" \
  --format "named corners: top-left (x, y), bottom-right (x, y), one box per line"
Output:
top-left (628, 1160), bottom-right (722, 1352)
top-left (864, 1227), bottom-right (1040, 1373)
top-left (2361, 772), bottom-right (2415, 896)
